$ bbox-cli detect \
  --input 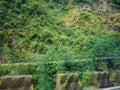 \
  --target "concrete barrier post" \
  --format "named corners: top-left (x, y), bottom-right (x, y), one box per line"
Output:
top-left (0, 75), bottom-right (33, 90)
top-left (92, 71), bottom-right (111, 88)
top-left (115, 70), bottom-right (120, 83)
top-left (56, 73), bottom-right (81, 90)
